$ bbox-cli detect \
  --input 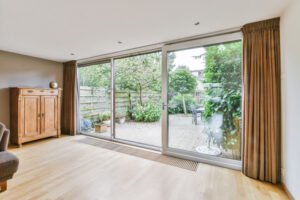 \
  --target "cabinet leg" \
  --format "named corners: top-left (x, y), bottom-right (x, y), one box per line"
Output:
top-left (0, 181), bottom-right (7, 192)
top-left (18, 144), bottom-right (22, 148)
